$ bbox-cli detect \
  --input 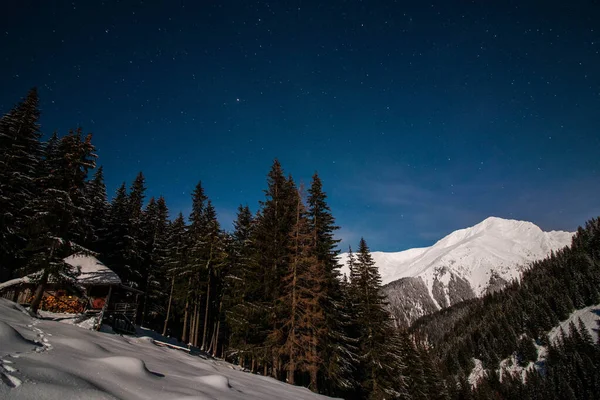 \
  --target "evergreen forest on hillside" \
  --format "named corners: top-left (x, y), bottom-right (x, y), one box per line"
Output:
top-left (2, 89), bottom-right (600, 399)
